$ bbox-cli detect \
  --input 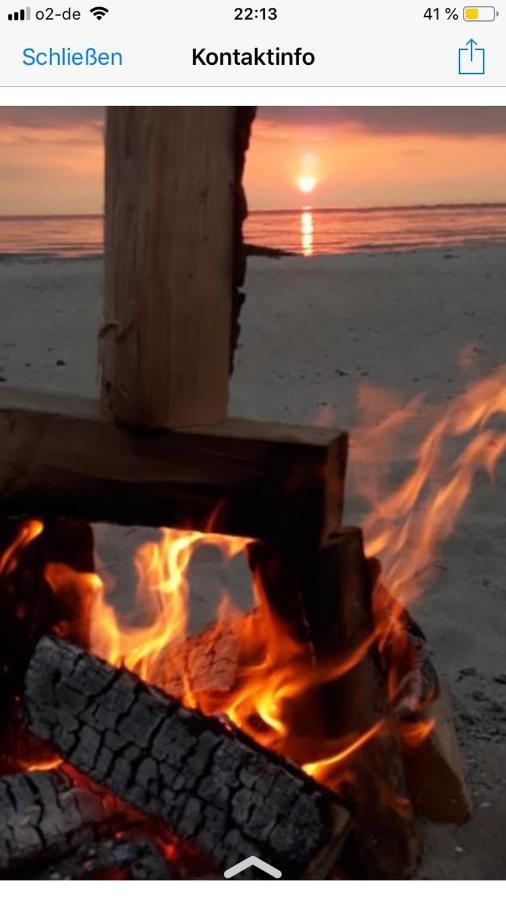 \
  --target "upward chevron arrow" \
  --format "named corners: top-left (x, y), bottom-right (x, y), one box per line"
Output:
top-left (223, 856), bottom-right (282, 879)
